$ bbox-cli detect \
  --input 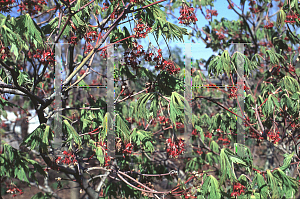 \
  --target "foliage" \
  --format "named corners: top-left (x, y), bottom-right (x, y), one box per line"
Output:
top-left (1, 0), bottom-right (300, 198)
